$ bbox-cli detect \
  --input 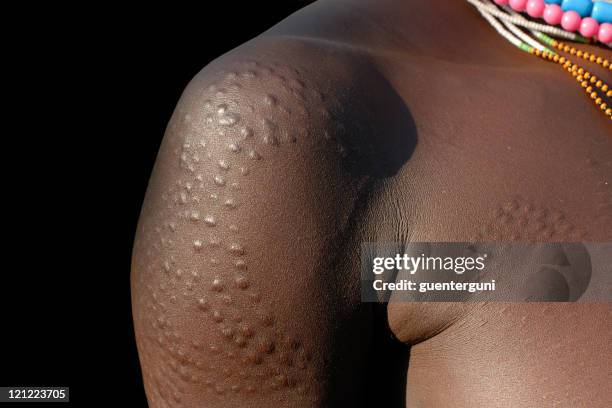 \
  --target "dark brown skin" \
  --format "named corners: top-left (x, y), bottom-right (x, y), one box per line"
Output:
top-left (131, 0), bottom-right (612, 406)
